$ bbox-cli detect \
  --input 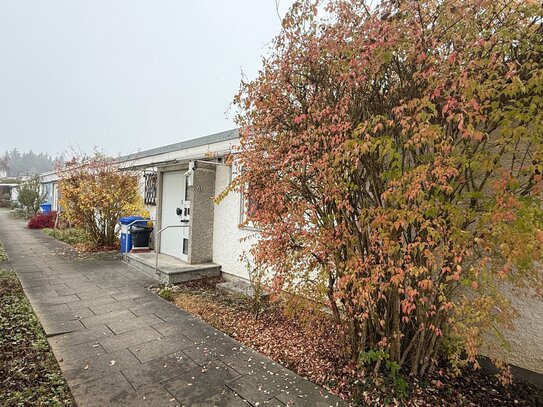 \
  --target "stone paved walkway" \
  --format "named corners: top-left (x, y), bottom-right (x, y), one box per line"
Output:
top-left (0, 209), bottom-right (347, 407)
